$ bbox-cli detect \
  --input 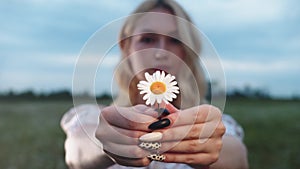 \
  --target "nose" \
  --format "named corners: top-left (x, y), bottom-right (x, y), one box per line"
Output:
top-left (155, 39), bottom-right (168, 59)
top-left (157, 38), bottom-right (167, 50)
